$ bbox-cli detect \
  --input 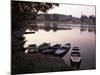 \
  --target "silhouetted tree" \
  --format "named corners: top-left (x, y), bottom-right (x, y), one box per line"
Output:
top-left (89, 15), bottom-right (96, 25)
top-left (81, 15), bottom-right (88, 21)
top-left (12, 1), bottom-right (59, 22)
